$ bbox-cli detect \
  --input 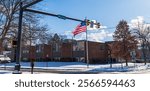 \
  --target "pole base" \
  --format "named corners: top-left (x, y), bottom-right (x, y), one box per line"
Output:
top-left (13, 64), bottom-right (22, 74)
top-left (12, 70), bottom-right (22, 74)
